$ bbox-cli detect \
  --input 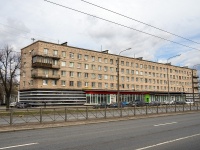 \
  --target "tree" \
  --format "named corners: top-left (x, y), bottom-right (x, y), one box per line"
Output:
top-left (0, 45), bottom-right (21, 109)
